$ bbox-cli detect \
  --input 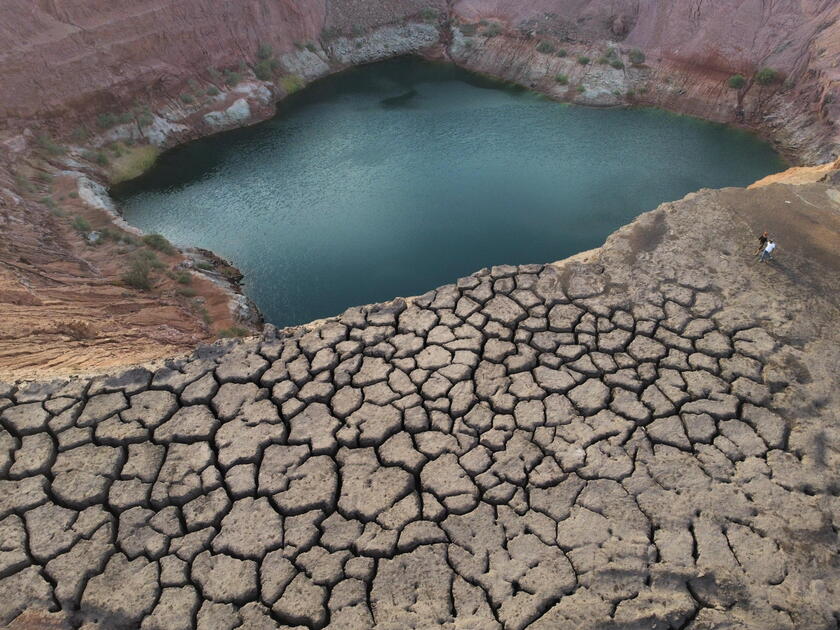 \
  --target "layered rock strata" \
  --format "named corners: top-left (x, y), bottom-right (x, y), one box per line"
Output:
top-left (1, 182), bottom-right (838, 629)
